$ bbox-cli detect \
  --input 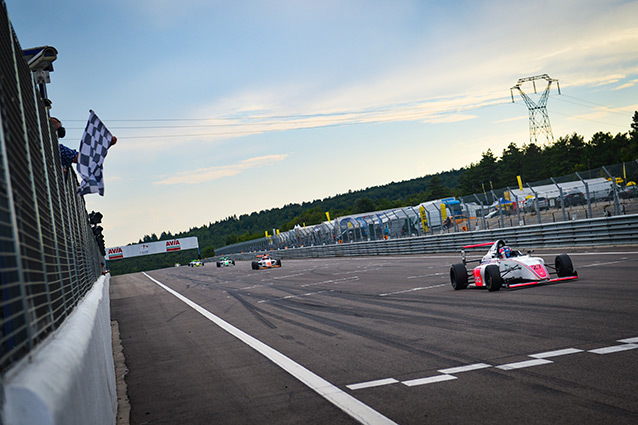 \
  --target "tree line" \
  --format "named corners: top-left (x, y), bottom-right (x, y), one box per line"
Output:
top-left (108, 112), bottom-right (638, 275)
